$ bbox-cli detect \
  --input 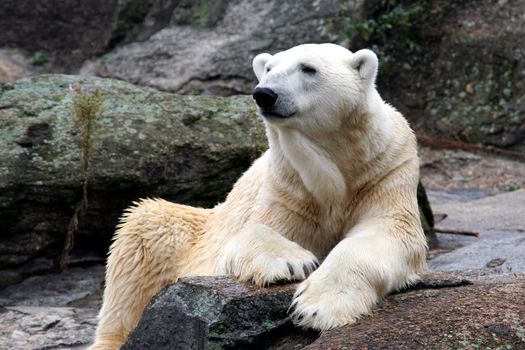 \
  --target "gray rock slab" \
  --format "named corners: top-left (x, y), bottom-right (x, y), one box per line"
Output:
top-left (0, 265), bottom-right (104, 308)
top-left (429, 231), bottom-right (525, 279)
top-left (0, 306), bottom-right (97, 350)
top-left (0, 0), bottom-right (154, 69)
top-left (430, 189), bottom-right (525, 232)
top-left (0, 265), bottom-right (103, 350)
top-left (86, 0), bottom-right (525, 152)
top-left (428, 189), bottom-right (525, 280)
